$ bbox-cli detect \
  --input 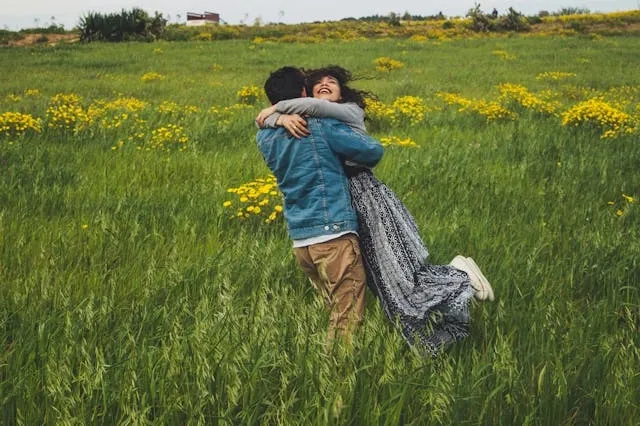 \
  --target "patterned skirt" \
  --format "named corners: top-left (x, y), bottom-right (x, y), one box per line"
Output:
top-left (348, 169), bottom-right (475, 356)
